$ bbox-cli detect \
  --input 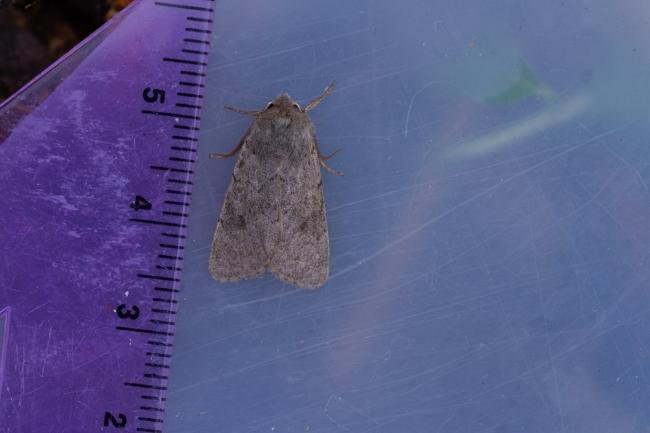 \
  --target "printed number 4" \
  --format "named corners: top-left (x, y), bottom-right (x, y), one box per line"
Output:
top-left (104, 412), bottom-right (127, 428)
top-left (130, 195), bottom-right (152, 211)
